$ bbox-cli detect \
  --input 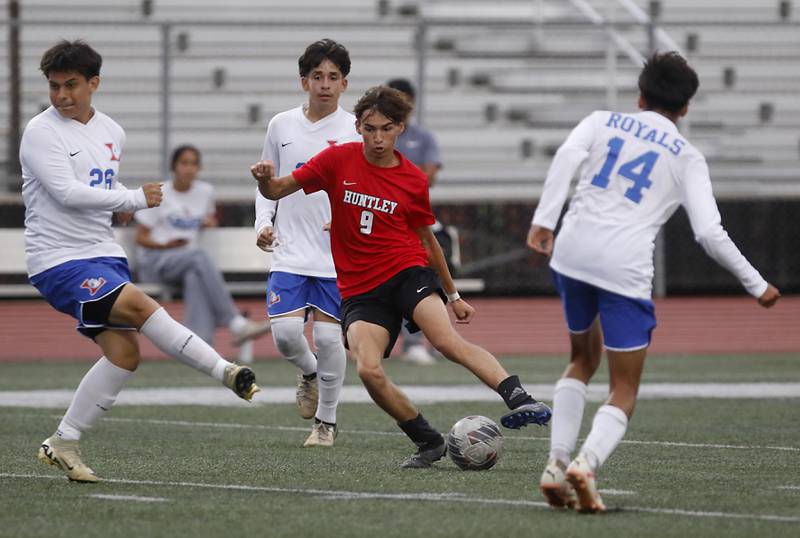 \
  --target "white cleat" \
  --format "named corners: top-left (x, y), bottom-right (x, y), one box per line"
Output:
top-left (565, 454), bottom-right (606, 514)
top-left (223, 364), bottom-right (260, 401)
top-left (303, 421), bottom-right (337, 447)
top-left (539, 458), bottom-right (577, 509)
top-left (296, 374), bottom-right (318, 419)
top-left (37, 436), bottom-right (98, 483)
